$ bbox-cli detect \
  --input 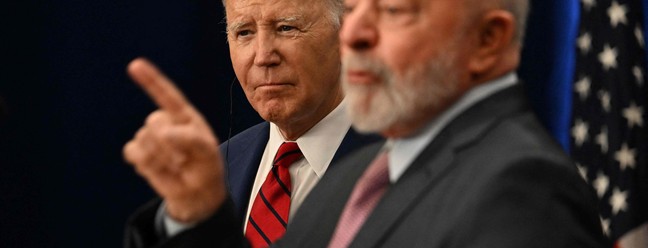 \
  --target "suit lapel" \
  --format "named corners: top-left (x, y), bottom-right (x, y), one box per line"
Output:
top-left (222, 122), bottom-right (270, 219)
top-left (349, 129), bottom-right (456, 248)
top-left (350, 84), bottom-right (531, 247)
